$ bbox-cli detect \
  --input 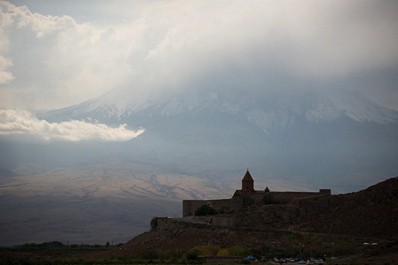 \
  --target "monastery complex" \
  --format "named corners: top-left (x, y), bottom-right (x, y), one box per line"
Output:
top-left (183, 170), bottom-right (331, 217)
